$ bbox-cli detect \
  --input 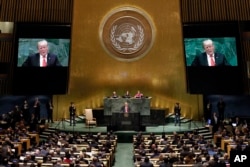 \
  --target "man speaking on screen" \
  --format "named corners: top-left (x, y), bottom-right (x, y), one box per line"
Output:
top-left (191, 39), bottom-right (230, 66)
top-left (22, 39), bottom-right (62, 67)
